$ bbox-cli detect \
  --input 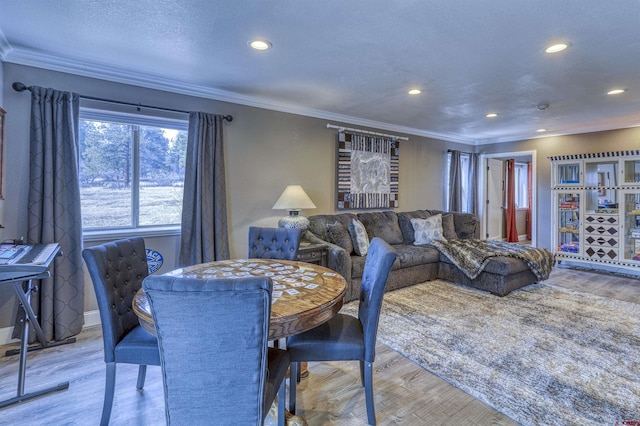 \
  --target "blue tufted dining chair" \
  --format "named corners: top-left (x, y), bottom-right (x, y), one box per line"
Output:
top-left (142, 274), bottom-right (290, 426)
top-left (248, 226), bottom-right (302, 260)
top-left (82, 237), bottom-right (160, 426)
top-left (286, 237), bottom-right (397, 425)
